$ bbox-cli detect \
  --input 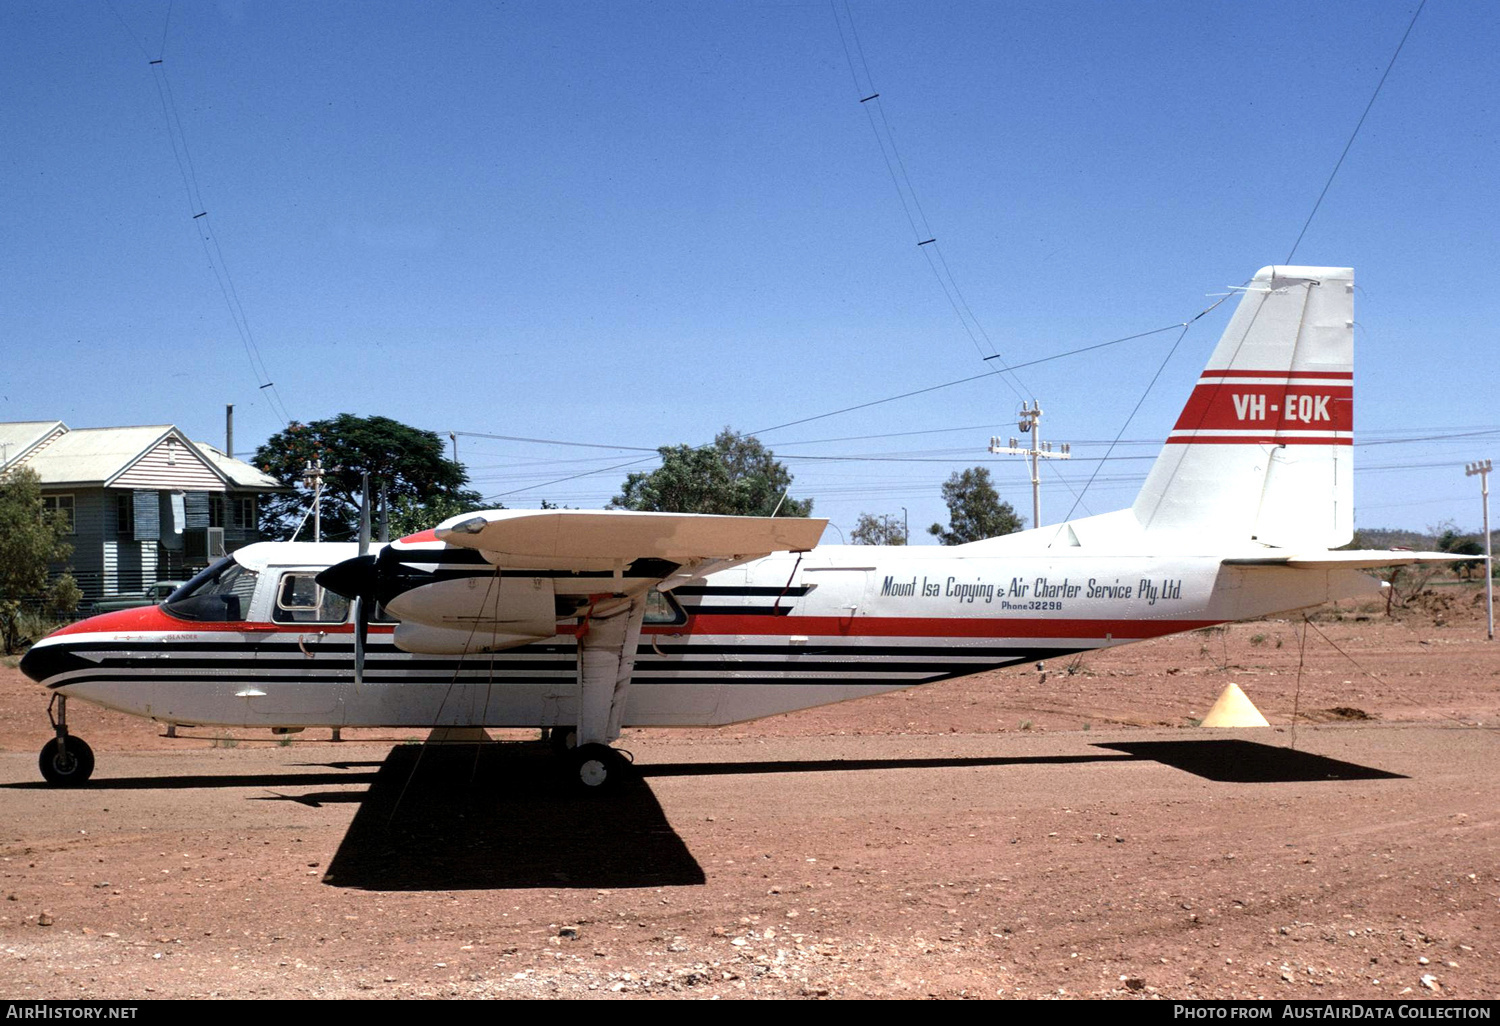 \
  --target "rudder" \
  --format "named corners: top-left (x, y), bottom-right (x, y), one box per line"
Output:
top-left (1132, 266), bottom-right (1354, 549)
